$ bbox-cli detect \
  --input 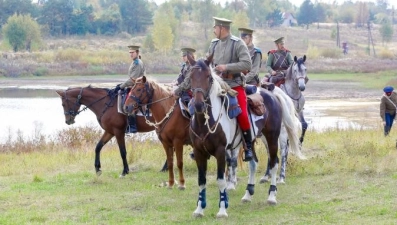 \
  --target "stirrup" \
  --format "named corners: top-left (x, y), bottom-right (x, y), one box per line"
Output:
top-left (243, 149), bottom-right (253, 162)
